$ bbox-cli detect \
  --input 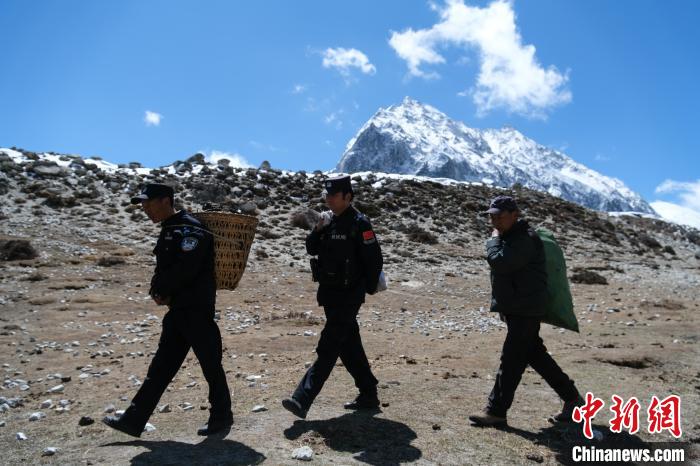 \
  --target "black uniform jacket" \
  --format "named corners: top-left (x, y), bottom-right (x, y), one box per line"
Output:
top-left (486, 219), bottom-right (547, 317)
top-left (149, 210), bottom-right (216, 313)
top-left (306, 205), bottom-right (383, 307)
